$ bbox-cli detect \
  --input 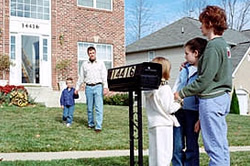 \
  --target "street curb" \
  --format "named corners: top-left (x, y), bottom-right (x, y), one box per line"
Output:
top-left (1, 146), bottom-right (250, 161)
